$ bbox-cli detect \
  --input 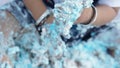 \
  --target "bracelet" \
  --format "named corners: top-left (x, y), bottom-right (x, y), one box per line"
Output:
top-left (36, 9), bottom-right (51, 25)
top-left (84, 4), bottom-right (98, 25)
top-left (89, 4), bottom-right (97, 25)
top-left (35, 9), bottom-right (52, 34)
top-left (36, 0), bottom-right (55, 25)
top-left (35, 0), bottom-right (55, 33)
